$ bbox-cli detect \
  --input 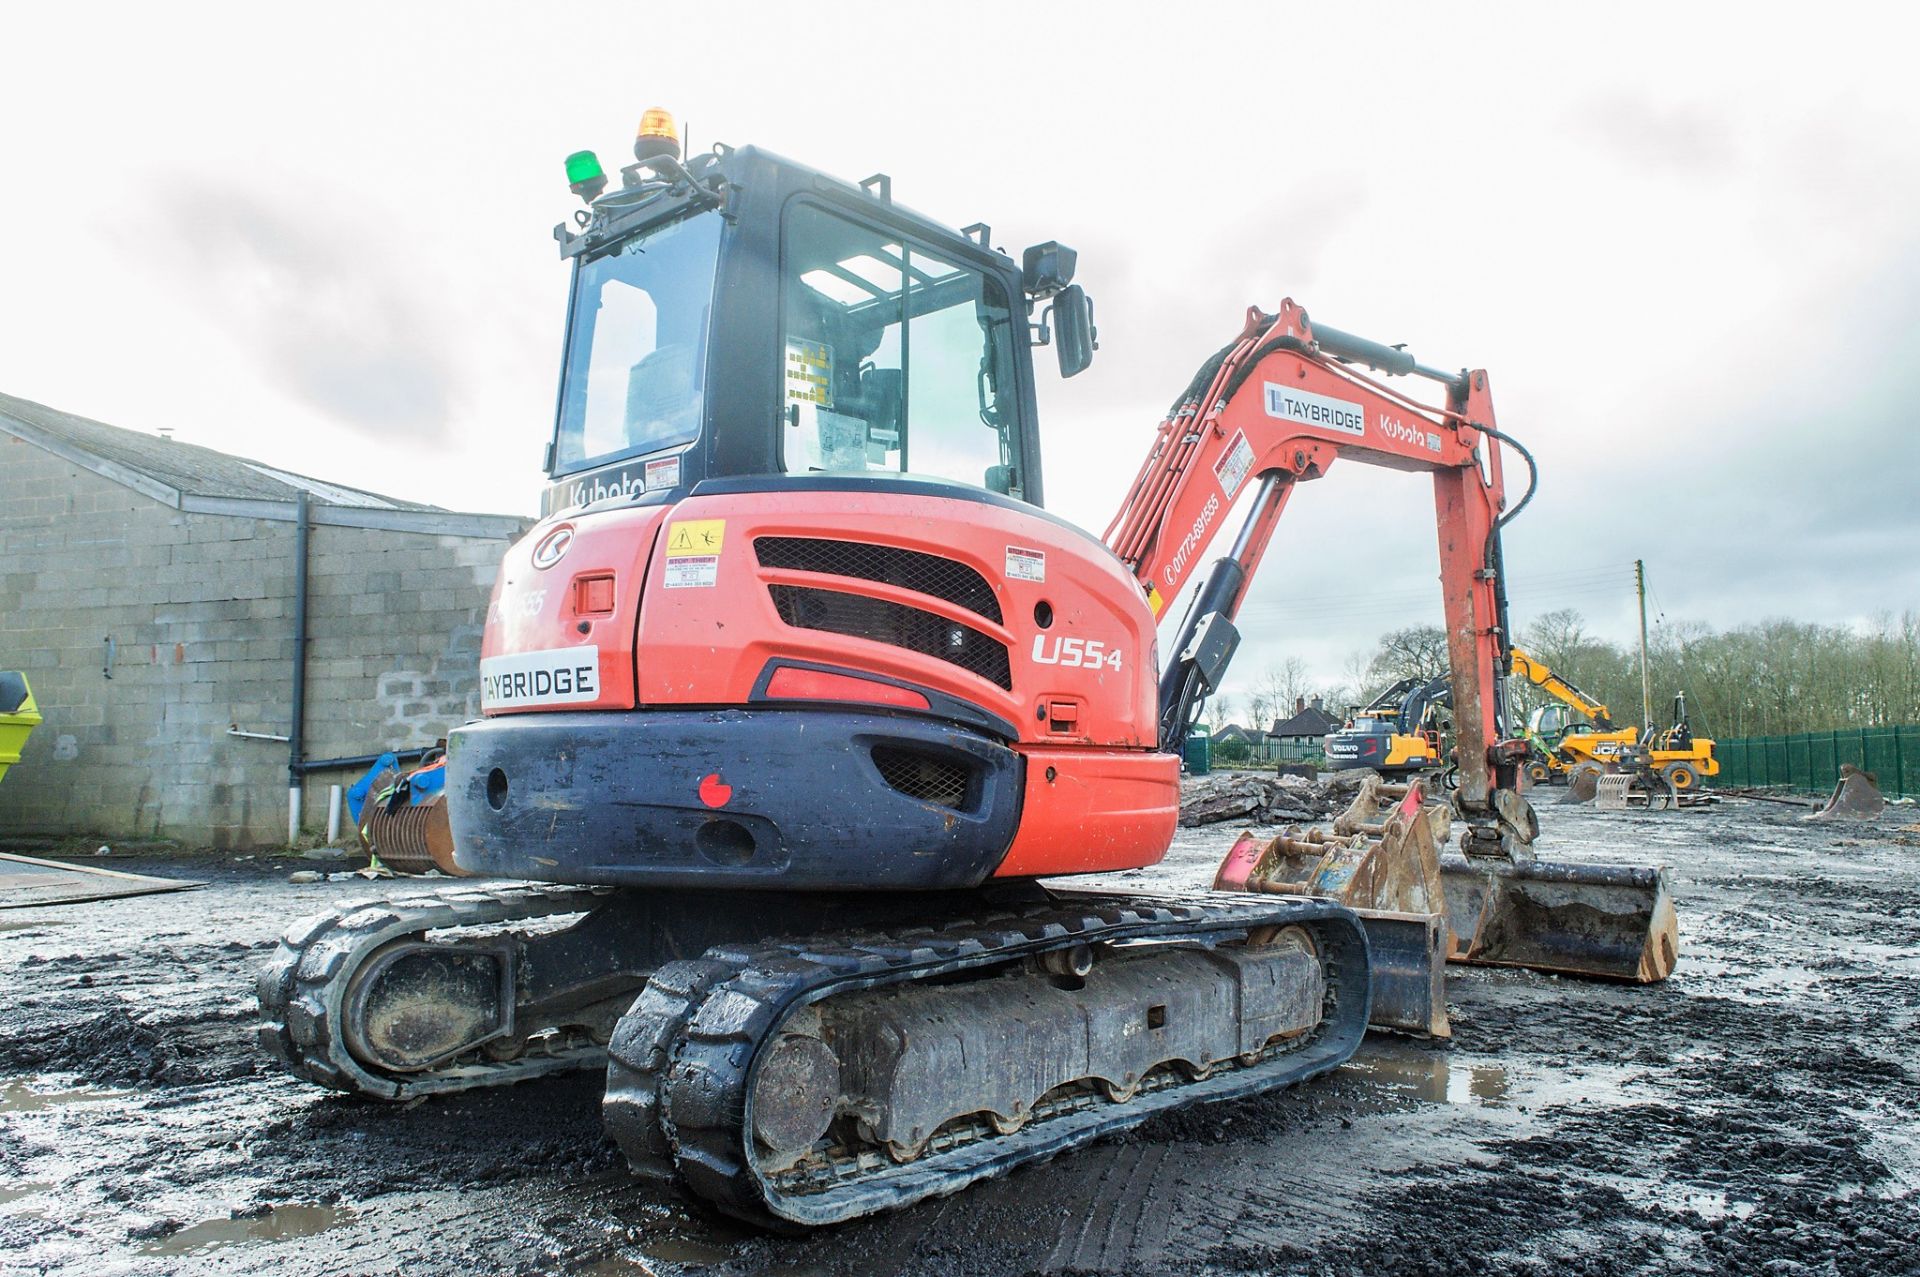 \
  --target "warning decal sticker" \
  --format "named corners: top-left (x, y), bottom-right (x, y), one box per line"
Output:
top-left (665, 520), bottom-right (725, 555)
top-left (644, 455), bottom-right (682, 490)
top-left (664, 519), bottom-right (726, 589)
top-left (1213, 430), bottom-right (1255, 499)
top-left (785, 340), bottom-right (834, 407)
top-left (1005, 546), bottom-right (1046, 583)
top-left (663, 556), bottom-right (719, 589)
